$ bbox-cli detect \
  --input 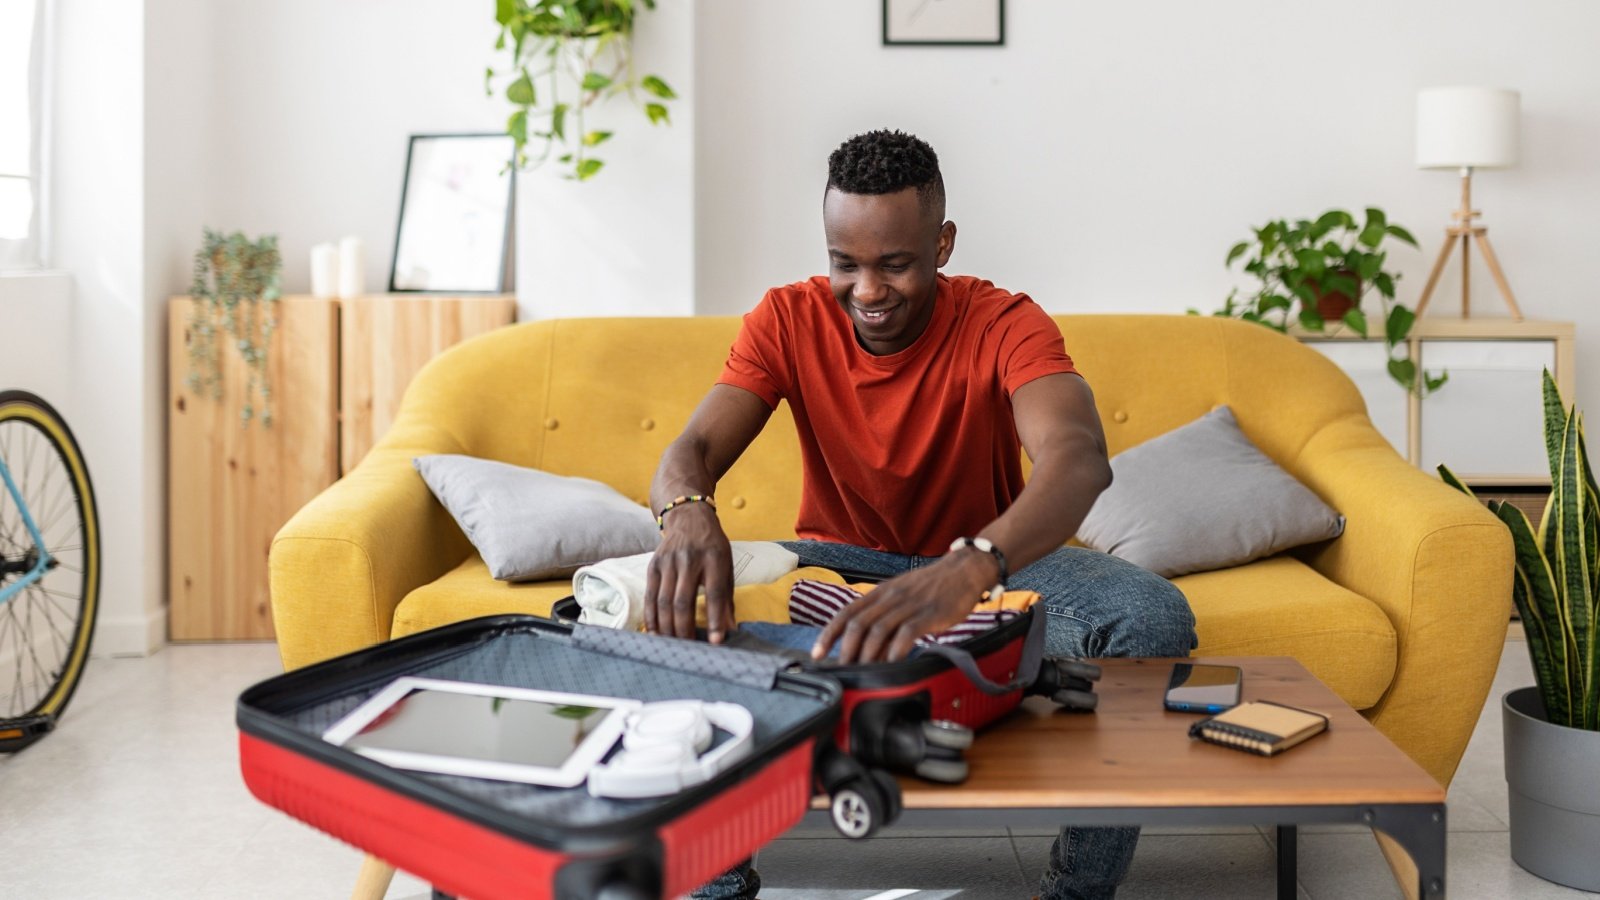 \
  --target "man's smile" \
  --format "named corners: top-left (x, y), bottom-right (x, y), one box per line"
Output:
top-left (851, 300), bottom-right (902, 324)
